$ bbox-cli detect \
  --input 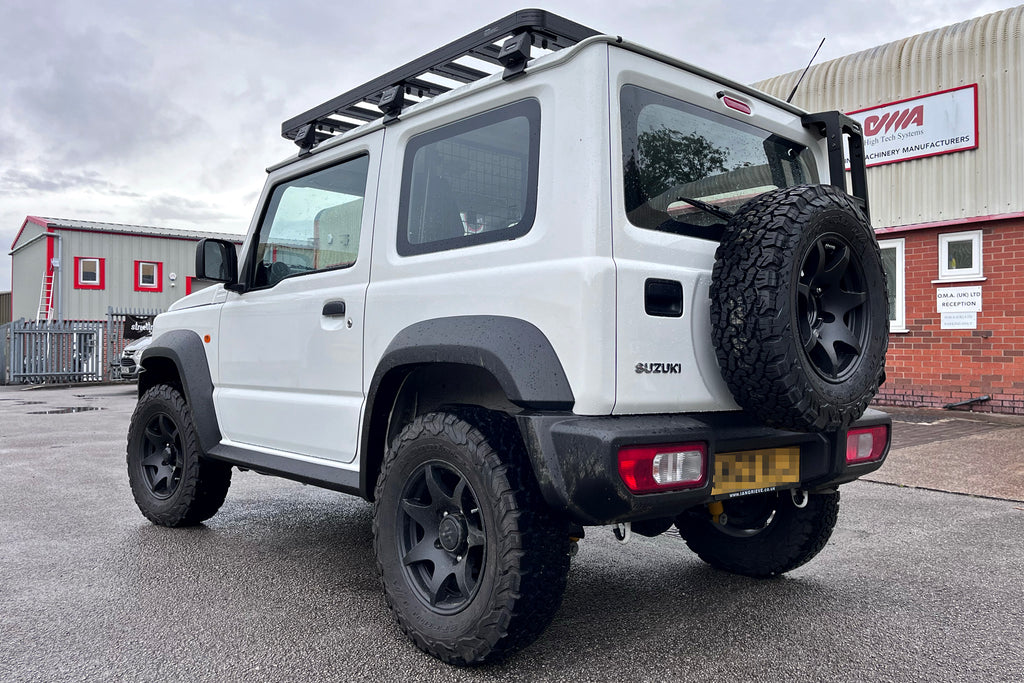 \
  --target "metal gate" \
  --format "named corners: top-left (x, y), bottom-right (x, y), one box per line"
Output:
top-left (7, 319), bottom-right (106, 384)
top-left (107, 307), bottom-right (162, 381)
